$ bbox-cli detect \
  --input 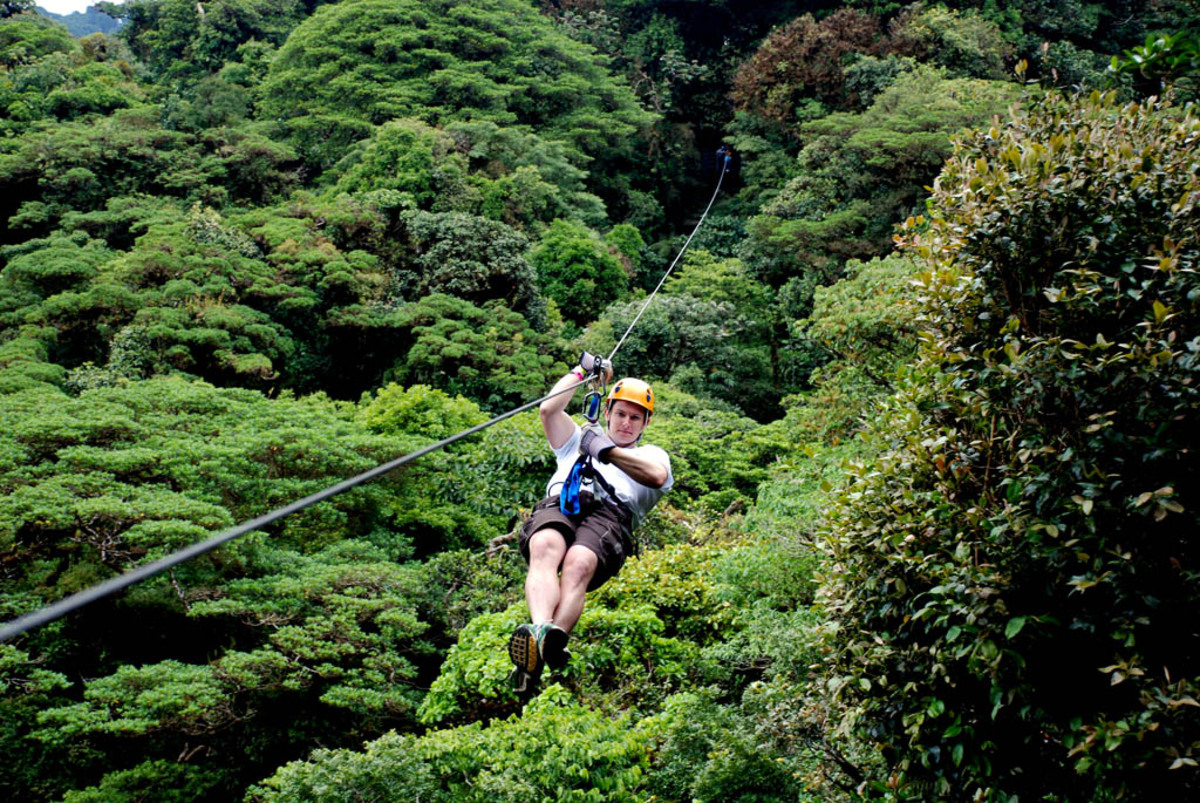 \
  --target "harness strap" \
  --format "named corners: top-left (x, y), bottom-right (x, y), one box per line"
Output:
top-left (558, 454), bottom-right (638, 557)
top-left (587, 463), bottom-right (620, 502)
top-left (559, 455), bottom-right (590, 516)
